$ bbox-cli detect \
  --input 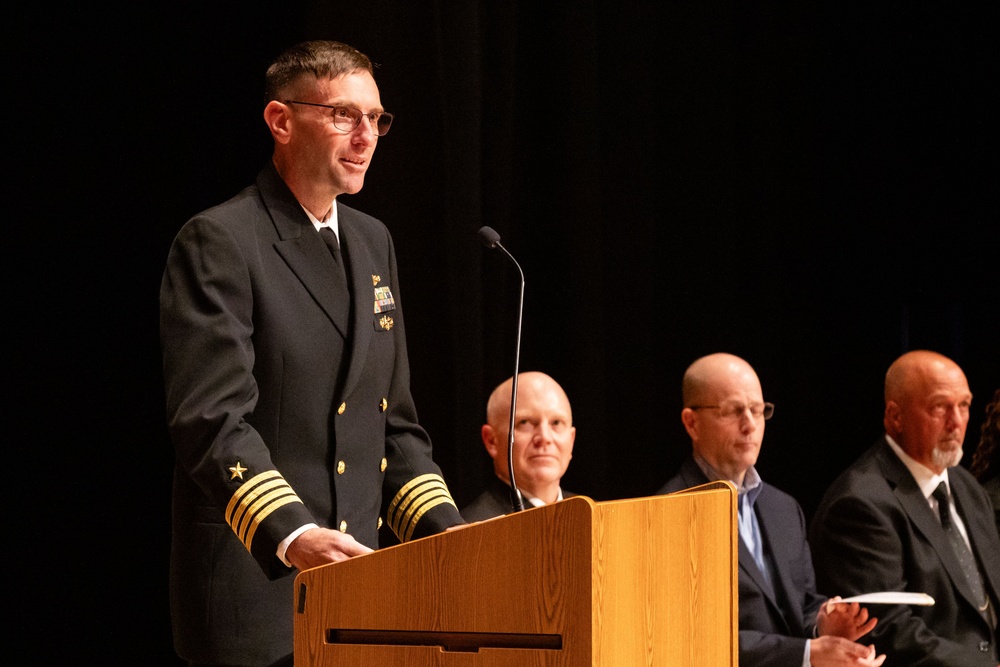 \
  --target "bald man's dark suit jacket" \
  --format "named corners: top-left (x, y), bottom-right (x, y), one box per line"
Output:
top-left (161, 163), bottom-right (463, 665)
top-left (809, 437), bottom-right (1000, 666)
top-left (461, 474), bottom-right (520, 522)
top-left (460, 474), bottom-right (577, 522)
top-left (659, 457), bottom-right (825, 666)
